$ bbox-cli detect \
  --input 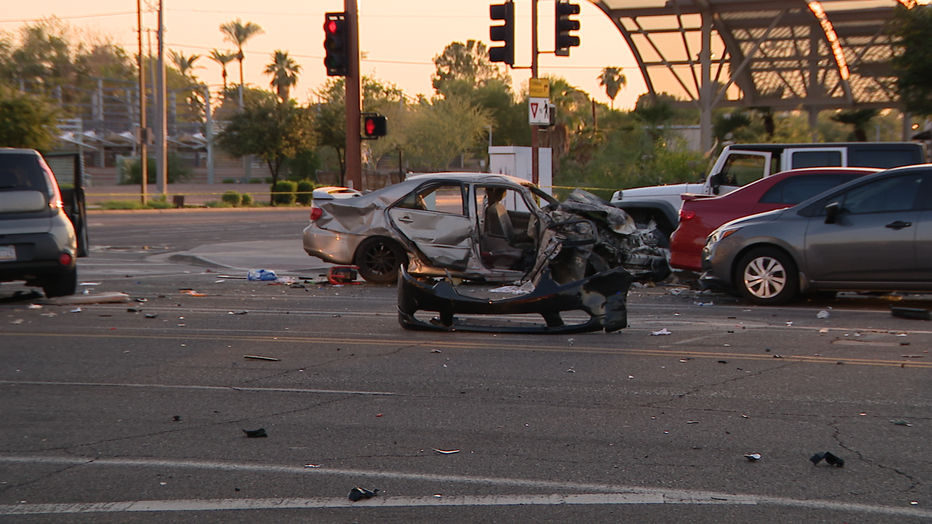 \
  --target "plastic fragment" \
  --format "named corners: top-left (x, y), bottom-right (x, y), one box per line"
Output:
top-left (243, 428), bottom-right (267, 438)
top-left (891, 419), bottom-right (912, 426)
top-left (817, 310), bottom-right (830, 319)
top-left (810, 451), bottom-right (844, 467)
top-left (70, 308), bottom-right (82, 313)
top-left (10, 319), bottom-right (24, 325)
top-left (650, 328), bottom-right (672, 336)
top-left (184, 290), bottom-right (206, 297)
top-left (348, 486), bottom-right (378, 502)
top-left (145, 313), bottom-right (158, 319)
top-left (744, 453), bottom-right (761, 461)
top-left (304, 464), bottom-right (322, 468)
top-left (244, 355), bottom-right (280, 362)
top-left (247, 269), bottom-right (278, 281)
top-left (27, 304), bottom-right (42, 310)
top-left (891, 307), bottom-right (931, 320)
top-left (693, 301), bottom-right (713, 306)
top-left (432, 448), bottom-right (460, 454)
